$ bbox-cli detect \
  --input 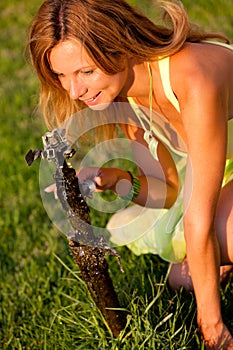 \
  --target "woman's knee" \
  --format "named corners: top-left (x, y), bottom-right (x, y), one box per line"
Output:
top-left (215, 180), bottom-right (233, 263)
top-left (168, 261), bottom-right (233, 291)
top-left (168, 260), bottom-right (193, 291)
